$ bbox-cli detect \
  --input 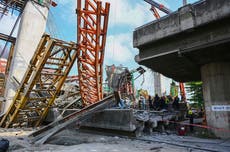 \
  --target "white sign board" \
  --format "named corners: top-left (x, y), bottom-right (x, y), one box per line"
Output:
top-left (211, 105), bottom-right (230, 111)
